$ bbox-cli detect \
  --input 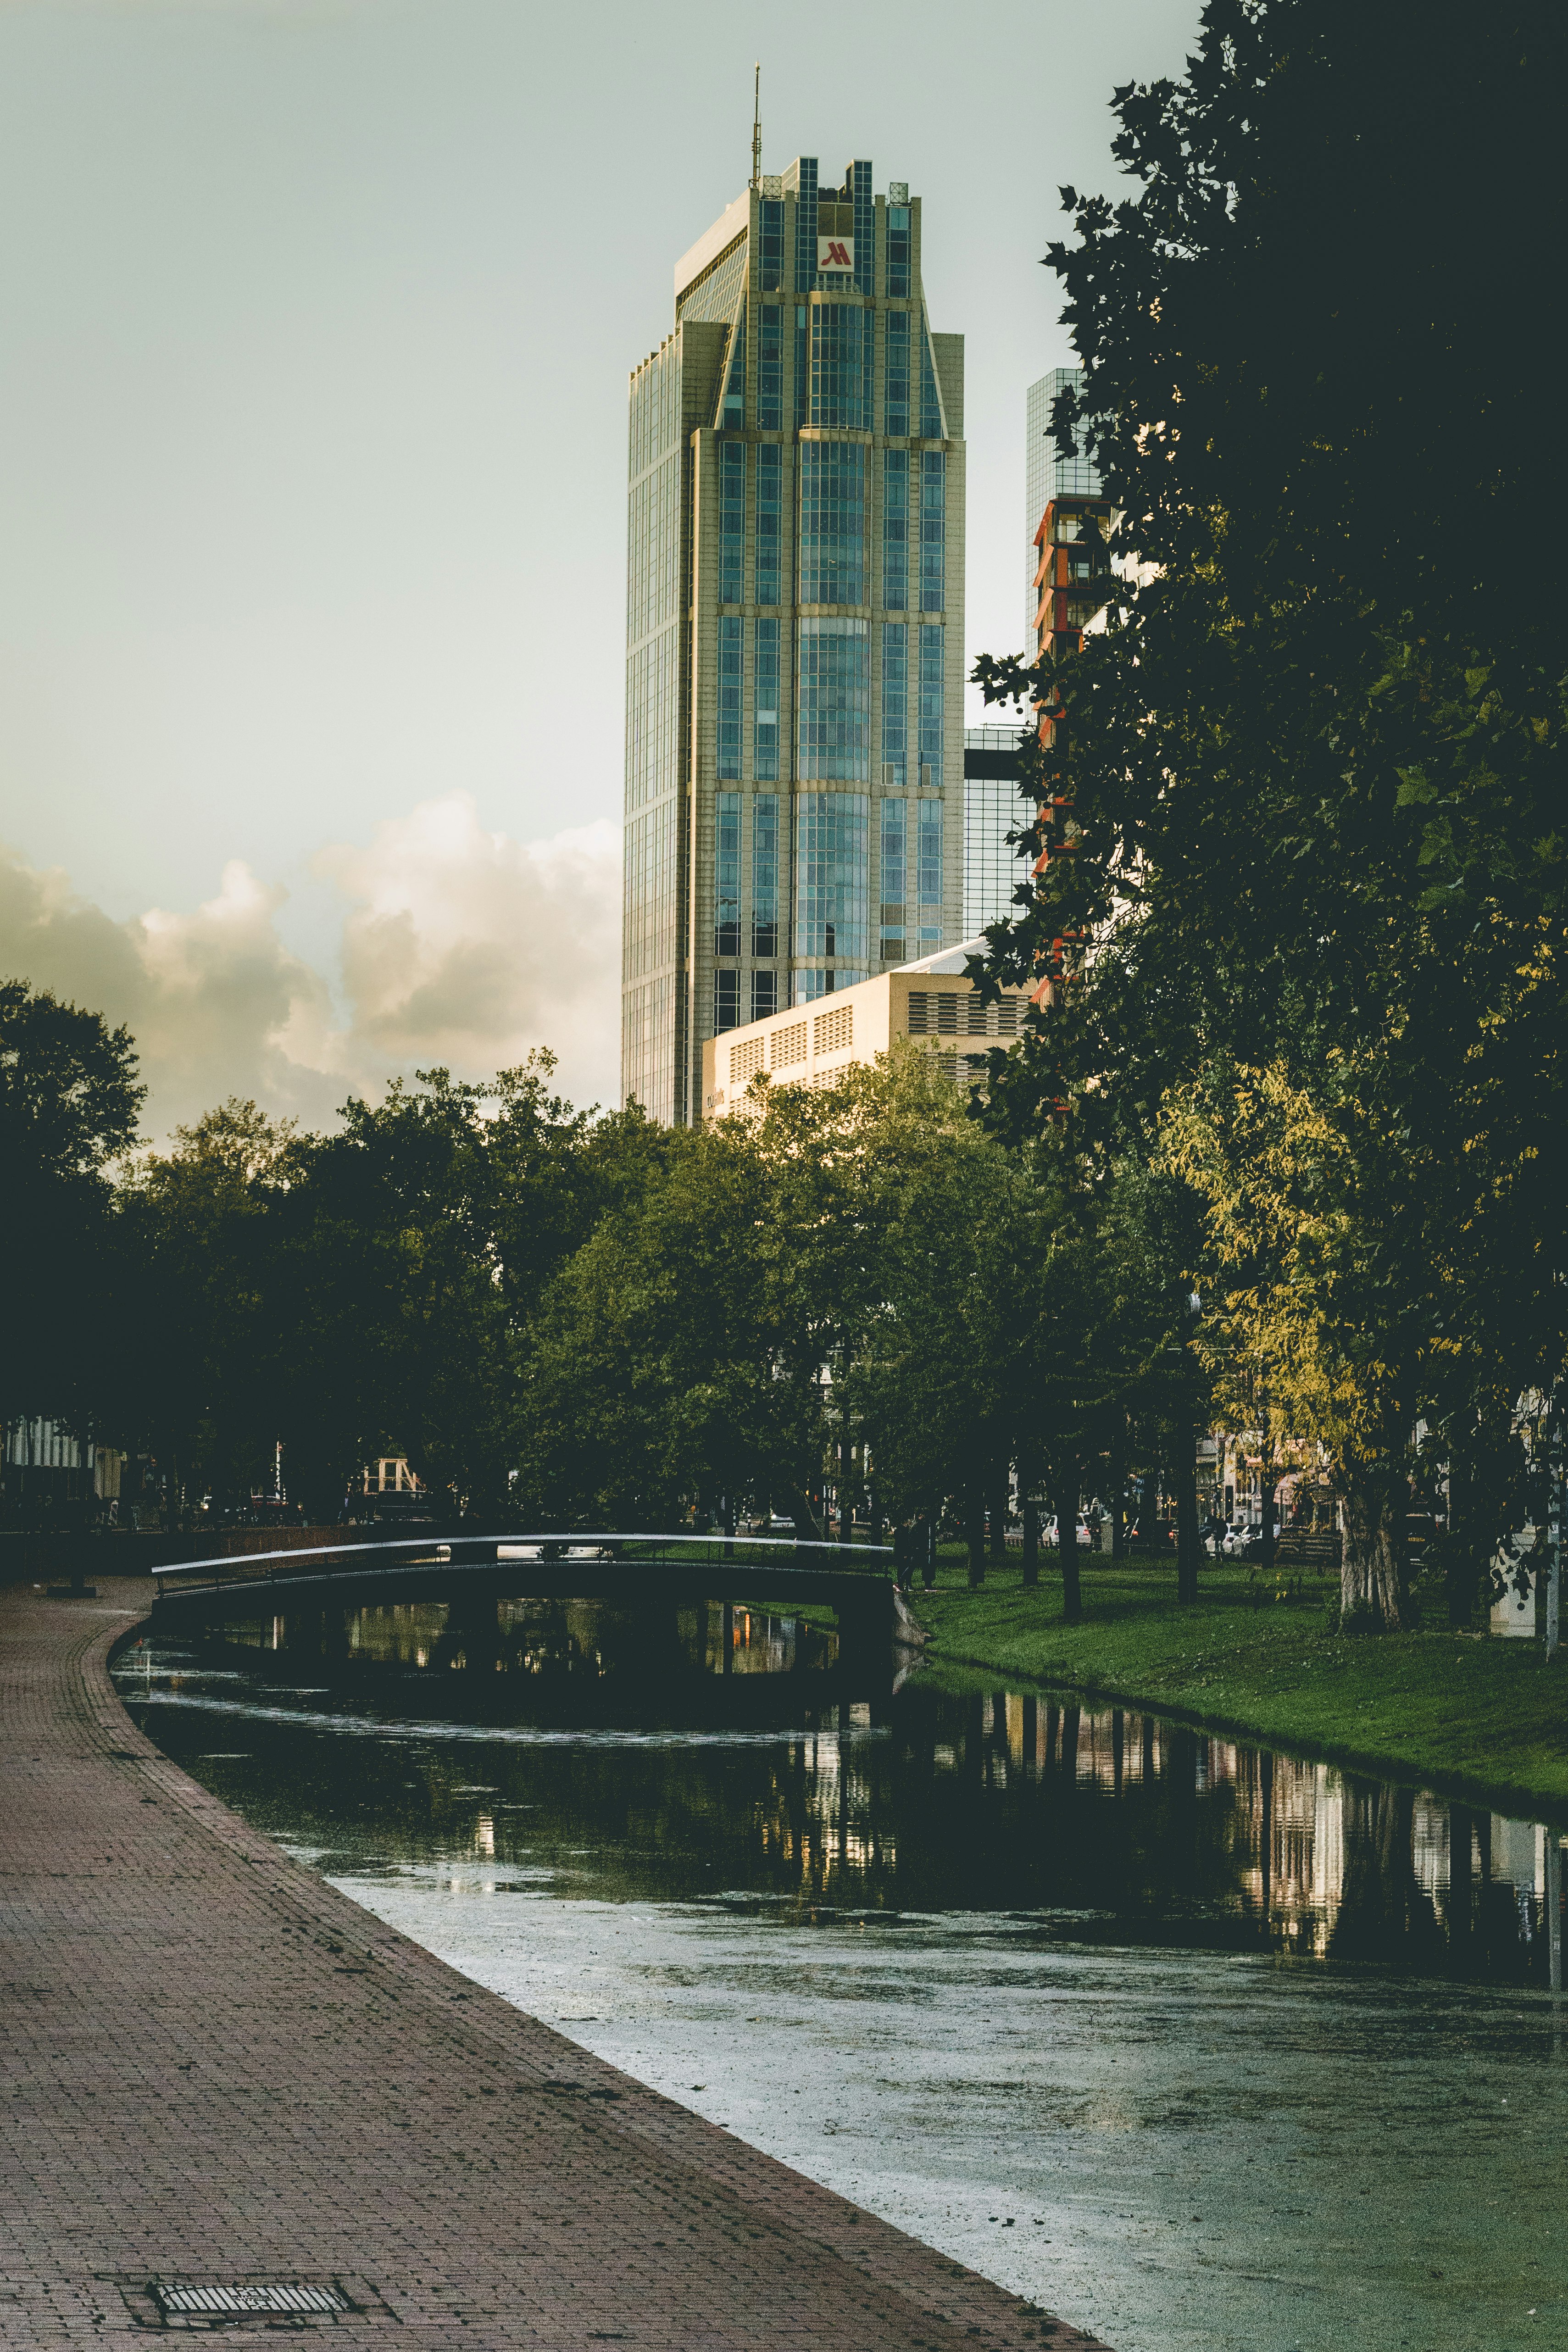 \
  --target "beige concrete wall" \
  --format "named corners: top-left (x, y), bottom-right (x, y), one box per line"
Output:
top-left (701, 969), bottom-right (1030, 1118)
